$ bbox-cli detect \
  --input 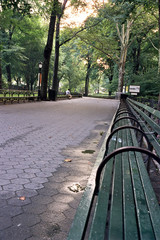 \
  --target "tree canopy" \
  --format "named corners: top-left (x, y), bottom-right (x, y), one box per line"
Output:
top-left (1, 0), bottom-right (160, 98)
